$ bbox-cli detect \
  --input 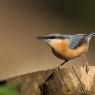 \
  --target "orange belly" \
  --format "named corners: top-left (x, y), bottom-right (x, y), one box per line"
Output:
top-left (61, 43), bottom-right (88, 59)
top-left (50, 39), bottom-right (89, 60)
